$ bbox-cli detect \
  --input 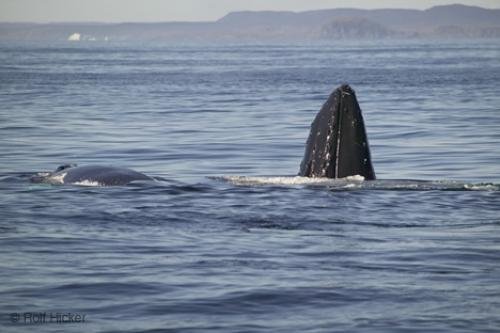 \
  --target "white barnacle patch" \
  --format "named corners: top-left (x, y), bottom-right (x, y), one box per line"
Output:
top-left (311, 146), bottom-right (317, 170)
